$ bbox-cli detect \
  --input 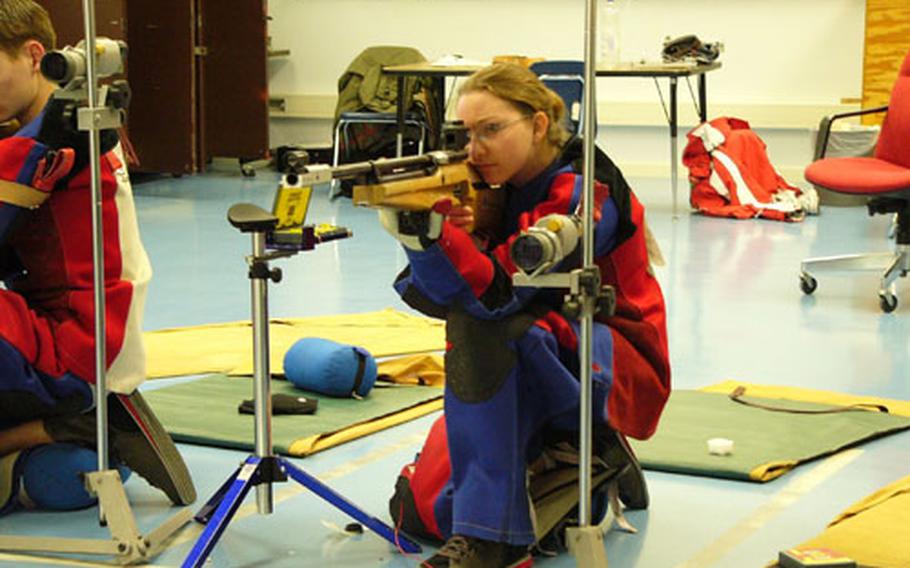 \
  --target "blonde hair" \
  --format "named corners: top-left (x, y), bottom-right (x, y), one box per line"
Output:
top-left (460, 63), bottom-right (571, 147)
top-left (0, 0), bottom-right (56, 56)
